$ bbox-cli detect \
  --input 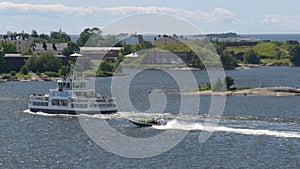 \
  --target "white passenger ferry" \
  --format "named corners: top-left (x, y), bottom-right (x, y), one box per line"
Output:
top-left (28, 73), bottom-right (117, 115)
